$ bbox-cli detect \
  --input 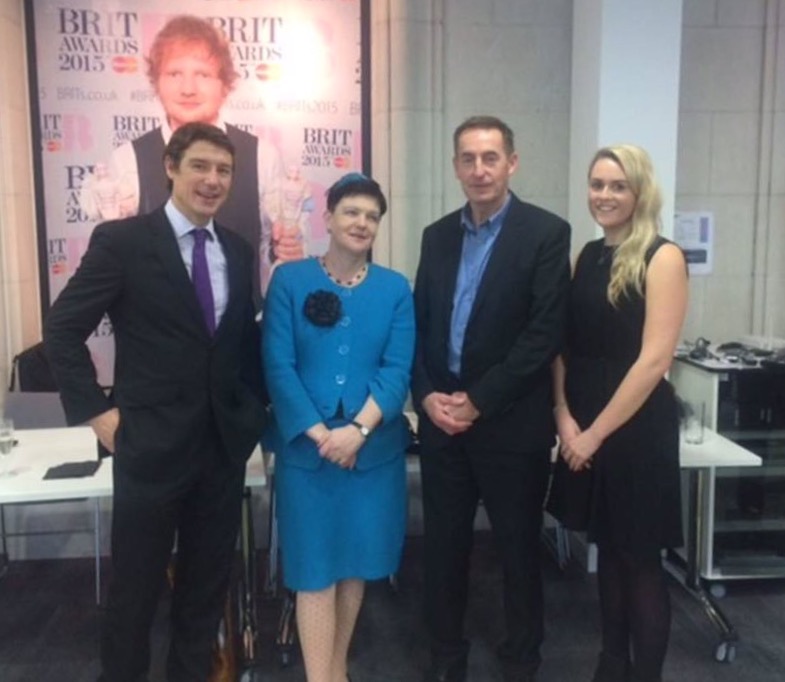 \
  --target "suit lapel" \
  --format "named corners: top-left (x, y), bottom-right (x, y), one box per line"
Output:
top-left (440, 217), bottom-right (465, 336)
top-left (466, 195), bottom-right (522, 329)
top-left (149, 208), bottom-right (208, 335)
